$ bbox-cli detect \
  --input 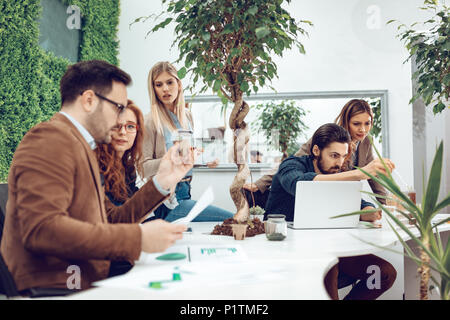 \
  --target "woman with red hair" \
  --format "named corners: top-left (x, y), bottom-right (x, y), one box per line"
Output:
top-left (95, 100), bottom-right (145, 207)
